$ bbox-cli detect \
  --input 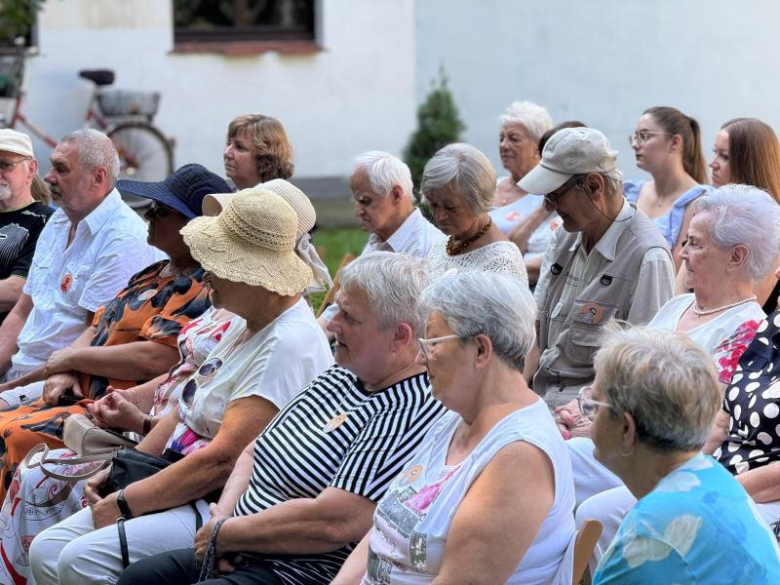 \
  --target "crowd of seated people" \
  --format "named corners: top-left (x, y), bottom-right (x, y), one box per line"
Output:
top-left (0, 103), bottom-right (778, 585)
